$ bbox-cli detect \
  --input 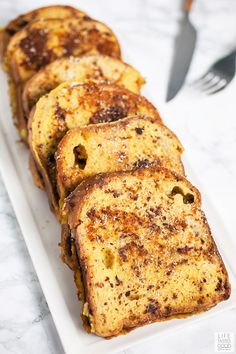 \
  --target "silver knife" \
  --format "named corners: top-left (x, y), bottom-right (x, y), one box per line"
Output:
top-left (166, 0), bottom-right (197, 102)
